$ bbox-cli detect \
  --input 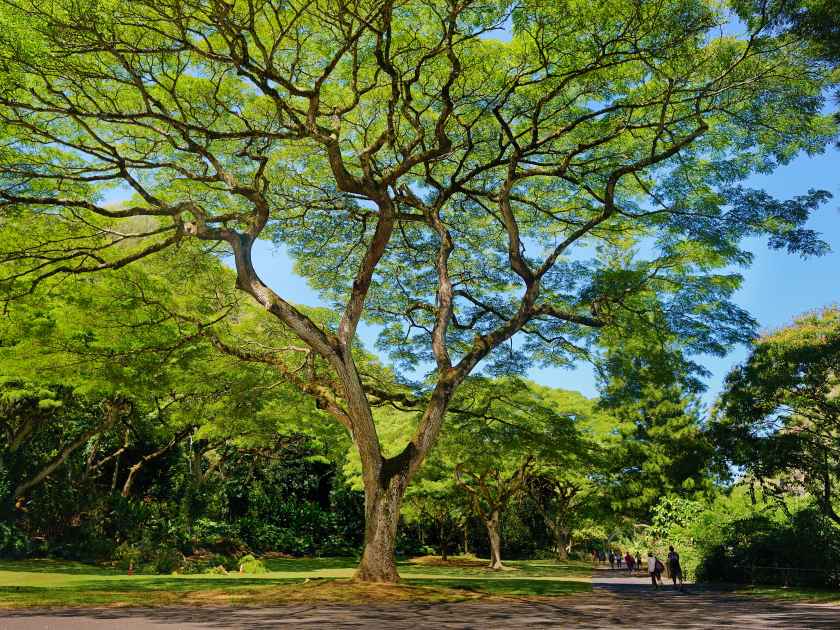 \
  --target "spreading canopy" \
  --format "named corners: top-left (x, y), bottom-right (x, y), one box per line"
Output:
top-left (0, 0), bottom-right (835, 580)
